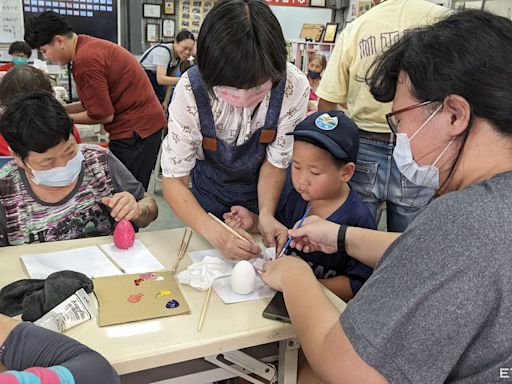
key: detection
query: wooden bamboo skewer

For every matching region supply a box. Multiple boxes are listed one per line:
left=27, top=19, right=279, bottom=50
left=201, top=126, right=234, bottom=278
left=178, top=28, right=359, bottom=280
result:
left=197, top=214, right=252, bottom=331
left=170, top=228, right=192, bottom=275
left=197, top=285, right=213, bottom=332
left=207, top=212, right=251, bottom=244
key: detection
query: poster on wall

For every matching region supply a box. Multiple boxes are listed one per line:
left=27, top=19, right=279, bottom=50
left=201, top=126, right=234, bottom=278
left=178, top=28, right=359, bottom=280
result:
left=358, top=1, right=371, bottom=15
left=177, top=0, right=215, bottom=37
left=164, top=0, right=175, bottom=15
left=163, top=19, right=175, bottom=38
left=146, top=23, right=159, bottom=42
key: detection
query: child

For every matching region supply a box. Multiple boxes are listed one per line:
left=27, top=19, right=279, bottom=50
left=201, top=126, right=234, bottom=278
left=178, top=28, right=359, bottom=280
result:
left=307, top=53, right=327, bottom=113
left=225, top=110, right=375, bottom=300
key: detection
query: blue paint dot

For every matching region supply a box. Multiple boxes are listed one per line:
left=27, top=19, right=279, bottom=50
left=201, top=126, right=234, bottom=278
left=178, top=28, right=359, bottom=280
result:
left=166, top=299, right=179, bottom=309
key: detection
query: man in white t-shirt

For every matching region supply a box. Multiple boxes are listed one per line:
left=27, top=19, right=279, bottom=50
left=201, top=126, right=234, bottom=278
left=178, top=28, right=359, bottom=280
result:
left=317, top=0, right=449, bottom=231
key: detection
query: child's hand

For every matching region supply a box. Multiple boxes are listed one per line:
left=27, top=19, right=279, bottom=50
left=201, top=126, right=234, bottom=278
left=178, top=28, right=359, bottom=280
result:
left=223, top=206, right=259, bottom=233
left=258, top=212, right=288, bottom=253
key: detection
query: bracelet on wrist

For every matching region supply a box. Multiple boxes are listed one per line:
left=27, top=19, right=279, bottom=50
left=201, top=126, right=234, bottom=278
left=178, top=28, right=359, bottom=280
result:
left=337, top=224, right=348, bottom=254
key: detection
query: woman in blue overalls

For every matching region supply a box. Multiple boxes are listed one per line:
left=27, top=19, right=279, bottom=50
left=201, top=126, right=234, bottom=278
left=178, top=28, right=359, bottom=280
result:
left=161, top=0, right=309, bottom=260
left=140, top=30, right=195, bottom=104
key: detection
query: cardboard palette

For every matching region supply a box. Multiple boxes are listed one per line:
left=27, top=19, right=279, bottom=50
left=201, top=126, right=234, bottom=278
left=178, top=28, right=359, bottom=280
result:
left=93, top=271, right=190, bottom=326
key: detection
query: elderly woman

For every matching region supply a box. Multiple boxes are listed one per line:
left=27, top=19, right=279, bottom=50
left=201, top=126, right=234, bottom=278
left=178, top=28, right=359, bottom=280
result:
left=262, top=10, right=512, bottom=383
left=0, top=92, right=158, bottom=246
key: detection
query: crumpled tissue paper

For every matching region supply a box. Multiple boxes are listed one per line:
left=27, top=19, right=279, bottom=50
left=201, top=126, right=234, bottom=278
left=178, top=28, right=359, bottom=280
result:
left=177, top=256, right=233, bottom=290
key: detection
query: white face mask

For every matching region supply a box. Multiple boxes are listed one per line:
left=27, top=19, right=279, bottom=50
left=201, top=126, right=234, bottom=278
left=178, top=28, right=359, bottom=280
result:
left=26, top=150, right=84, bottom=187
left=393, top=105, right=453, bottom=190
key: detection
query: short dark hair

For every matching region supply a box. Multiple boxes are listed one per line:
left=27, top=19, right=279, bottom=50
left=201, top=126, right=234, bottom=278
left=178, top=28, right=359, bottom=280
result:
left=196, top=0, right=287, bottom=89
left=367, top=10, right=512, bottom=136
left=0, top=65, right=53, bottom=107
left=294, top=137, right=348, bottom=169
left=175, top=30, right=195, bottom=43
left=0, top=91, right=73, bottom=160
left=8, top=41, right=32, bottom=57
left=24, top=11, right=74, bottom=49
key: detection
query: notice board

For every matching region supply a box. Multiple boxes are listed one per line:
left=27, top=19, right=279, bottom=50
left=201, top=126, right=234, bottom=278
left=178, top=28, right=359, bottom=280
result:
left=0, top=0, right=24, bottom=43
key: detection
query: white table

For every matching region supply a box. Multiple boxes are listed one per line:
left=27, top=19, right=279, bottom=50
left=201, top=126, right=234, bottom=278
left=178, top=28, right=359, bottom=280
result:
left=0, top=229, right=346, bottom=383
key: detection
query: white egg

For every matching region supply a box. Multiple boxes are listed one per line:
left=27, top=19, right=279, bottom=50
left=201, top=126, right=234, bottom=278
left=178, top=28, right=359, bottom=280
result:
left=230, top=260, right=256, bottom=295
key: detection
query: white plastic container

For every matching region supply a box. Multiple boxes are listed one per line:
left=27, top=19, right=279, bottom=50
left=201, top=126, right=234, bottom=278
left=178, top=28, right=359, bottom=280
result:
left=34, top=288, right=96, bottom=333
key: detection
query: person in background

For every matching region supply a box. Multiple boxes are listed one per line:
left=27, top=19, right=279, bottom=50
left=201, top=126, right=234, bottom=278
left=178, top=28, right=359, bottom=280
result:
left=0, top=91, right=158, bottom=246
left=263, top=10, right=512, bottom=383
left=225, top=111, right=374, bottom=301
left=0, top=313, right=120, bottom=383
left=161, top=0, right=309, bottom=260
left=140, top=30, right=195, bottom=105
left=0, top=65, right=81, bottom=156
left=24, top=11, right=167, bottom=190
left=307, top=53, right=326, bottom=113
left=316, top=0, right=449, bottom=231
left=0, top=41, right=32, bottom=72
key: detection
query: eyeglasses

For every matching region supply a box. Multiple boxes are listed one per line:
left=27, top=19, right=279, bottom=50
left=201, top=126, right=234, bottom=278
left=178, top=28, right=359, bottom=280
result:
left=386, top=100, right=434, bottom=134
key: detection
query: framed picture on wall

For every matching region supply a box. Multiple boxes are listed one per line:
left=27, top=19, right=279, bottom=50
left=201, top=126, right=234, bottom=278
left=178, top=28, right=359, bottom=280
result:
left=143, top=3, right=161, bottom=18
left=146, top=23, right=159, bottom=42
left=323, top=23, right=338, bottom=43
left=162, top=19, right=175, bottom=38
left=299, top=24, right=325, bottom=42
left=164, top=1, right=175, bottom=15
left=310, top=0, right=326, bottom=7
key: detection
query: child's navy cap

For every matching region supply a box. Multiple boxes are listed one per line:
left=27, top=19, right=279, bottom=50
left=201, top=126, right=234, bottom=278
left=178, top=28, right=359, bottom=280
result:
left=287, top=110, right=359, bottom=163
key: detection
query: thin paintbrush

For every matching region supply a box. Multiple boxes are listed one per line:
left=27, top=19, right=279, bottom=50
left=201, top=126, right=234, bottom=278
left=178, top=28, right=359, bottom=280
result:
left=207, top=212, right=251, bottom=243
left=277, top=205, right=311, bottom=258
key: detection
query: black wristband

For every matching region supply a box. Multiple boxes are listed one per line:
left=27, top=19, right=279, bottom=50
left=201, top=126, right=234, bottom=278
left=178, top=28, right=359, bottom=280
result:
left=337, top=224, right=348, bottom=255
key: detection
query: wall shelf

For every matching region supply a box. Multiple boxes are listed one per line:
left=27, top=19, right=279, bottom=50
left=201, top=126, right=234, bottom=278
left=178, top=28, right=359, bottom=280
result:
left=288, top=39, right=336, bottom=72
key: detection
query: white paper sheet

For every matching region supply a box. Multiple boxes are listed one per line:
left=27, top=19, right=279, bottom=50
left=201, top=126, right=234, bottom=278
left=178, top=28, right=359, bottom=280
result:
left=187, top=249, right=275, bottom=304
left=213, top=275, right=275, bottom=304
left=21, top=246, right=122, bottom=279
left=99, top=240, right=165, bottom=274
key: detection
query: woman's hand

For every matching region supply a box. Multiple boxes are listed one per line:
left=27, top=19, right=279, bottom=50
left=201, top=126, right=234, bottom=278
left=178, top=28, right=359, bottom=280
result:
left=209, top=222, right=261, bottom=260
left=223, top=206, right=259, bottom=233
left=258, top=212, right=288, bottom=254
left=101, top=192, right=139, bottom=222
left=289, top=215, right=340, bottom=254
left=261, top=256, right=313, bottom=292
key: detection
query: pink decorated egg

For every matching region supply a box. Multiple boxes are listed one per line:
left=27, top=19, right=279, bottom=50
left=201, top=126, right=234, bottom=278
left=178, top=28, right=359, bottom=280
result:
left=113, top=219, right=135, bottom=249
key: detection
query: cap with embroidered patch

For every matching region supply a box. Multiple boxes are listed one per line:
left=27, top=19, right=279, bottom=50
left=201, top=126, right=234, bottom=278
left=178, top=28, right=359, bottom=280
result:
left=287, top=110, right=359, bottom=163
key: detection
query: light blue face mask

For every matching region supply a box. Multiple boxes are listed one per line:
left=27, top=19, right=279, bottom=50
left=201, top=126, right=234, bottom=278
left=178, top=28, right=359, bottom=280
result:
left=392, top=105, right=452, bottom=190
left=12, top=56, right=28, bottom=65
left=25, top=150, right=84, bottom=187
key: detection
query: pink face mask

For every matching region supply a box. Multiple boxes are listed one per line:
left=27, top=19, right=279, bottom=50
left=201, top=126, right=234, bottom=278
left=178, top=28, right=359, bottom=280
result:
left=216, top=80, right=272, bottom=108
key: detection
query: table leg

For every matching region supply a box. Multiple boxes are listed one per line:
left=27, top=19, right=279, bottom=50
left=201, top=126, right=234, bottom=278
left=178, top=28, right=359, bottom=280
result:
left=278, top=338, right=299, bottom=384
